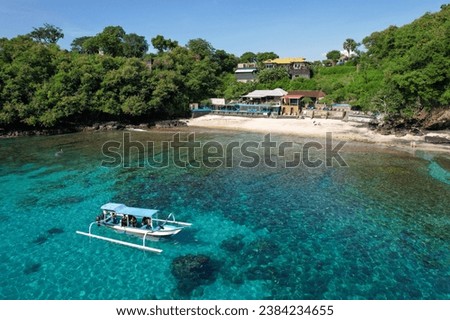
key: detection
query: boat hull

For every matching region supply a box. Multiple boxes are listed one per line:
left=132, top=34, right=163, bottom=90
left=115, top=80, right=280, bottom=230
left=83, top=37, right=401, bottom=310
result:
left=102, top=223, right=183, bottom=237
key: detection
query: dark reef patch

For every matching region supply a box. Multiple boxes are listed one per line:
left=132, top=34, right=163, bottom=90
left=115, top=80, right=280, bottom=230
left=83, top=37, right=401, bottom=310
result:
left=220, top=235, right=245, bottom=253
left=245, top=238, right=280, bottom=264
left=24, top=263, right=41, bottom=275
left=171, top=254, right=219, bottom=297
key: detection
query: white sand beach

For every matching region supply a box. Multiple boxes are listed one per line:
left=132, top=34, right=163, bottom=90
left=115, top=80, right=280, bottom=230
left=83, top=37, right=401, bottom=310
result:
left=186, top=115, right=450, bottom=153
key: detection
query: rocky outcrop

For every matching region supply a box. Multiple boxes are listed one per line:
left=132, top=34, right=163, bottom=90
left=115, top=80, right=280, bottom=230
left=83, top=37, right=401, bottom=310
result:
left=371, top=108, right=450, bottom=136
left=0, top=127, right=78, bottom=138
left=83, top=121, right=125, bottom=131
left=1, top=121, right=151, bottom=137
left=372, top=117, right=424, bottom=136
left=154, top=120, right=188, bottom=128
left=421, top=108, right=450, bottom=130
left=1, top=117, right=192, bottom=137
left=424, top=135, right=450, bottom=144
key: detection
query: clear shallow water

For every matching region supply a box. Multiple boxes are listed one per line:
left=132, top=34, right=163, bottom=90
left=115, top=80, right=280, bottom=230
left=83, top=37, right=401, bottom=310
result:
left=0, top=130, right=449, bottom=300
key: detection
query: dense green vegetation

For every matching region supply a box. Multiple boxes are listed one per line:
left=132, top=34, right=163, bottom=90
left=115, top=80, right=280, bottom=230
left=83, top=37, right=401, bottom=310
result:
left=317, top=4, right=449, bottom=114
left=252, top=4, right=449, bottom=116
left=0, top=5, right=448, bottom=129
left=0, top=27, right=238, bottom=129
left=361, top=5, right=450, bottom=116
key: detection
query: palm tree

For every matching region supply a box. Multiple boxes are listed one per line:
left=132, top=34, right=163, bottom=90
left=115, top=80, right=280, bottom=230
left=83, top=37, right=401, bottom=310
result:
left=343, top=38, right=358, bottom=58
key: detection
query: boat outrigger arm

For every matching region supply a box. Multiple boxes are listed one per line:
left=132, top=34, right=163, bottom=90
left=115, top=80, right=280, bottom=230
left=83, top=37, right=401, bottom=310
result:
left=76, top=222, right=165, bottom=253
left=76, top=203, right=192, bottom=253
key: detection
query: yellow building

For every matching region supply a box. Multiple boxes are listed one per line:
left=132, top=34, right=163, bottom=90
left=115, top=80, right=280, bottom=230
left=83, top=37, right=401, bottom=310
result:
left=264, top=57, right=311, bottom=79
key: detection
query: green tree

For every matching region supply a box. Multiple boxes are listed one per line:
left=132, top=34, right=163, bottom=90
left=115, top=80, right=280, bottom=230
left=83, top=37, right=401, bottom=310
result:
left=151, top=35, right=178, bottom=53
left=256, top=52, right=278, bottom=63
left=186, top=38, right=215, bottom=59
left=123, top=33, right=149, bottom=58
left=70, top=36, right=92, bottom=53
left=362, top=26, right=398, bottom=63
left=28, top=23, right=64, bottom=44
left=257, top=67, right=289, bottom=84
left=94, top=57, right=153, bottom=116
left=186, top=58, right=219, bottom=101
left=326, top=50, right=341, bottom=66
left=81, top=36, right=101, bottom=54
left=239, top=52, right=256, bottom=63
left=0, top=36, right=61, bottom=126
left=95, top=26, right=126, bottom=56
left=74, top=27, right=149, bottom=58
left=214, top=49, right=238, bottom=74
left=150, top=69, right=187, bottom=117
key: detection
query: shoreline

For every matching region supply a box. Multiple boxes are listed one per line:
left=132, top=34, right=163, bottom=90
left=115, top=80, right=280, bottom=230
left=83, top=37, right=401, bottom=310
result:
left=0, top=119, right=188, bottom=138
left=185, top=115, right=450, bottom=154
left=1, top=115, right=449, bottom=154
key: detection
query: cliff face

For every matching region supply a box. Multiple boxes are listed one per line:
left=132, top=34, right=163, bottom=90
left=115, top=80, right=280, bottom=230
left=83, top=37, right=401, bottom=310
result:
left=421, top=108, right=450, bottom=130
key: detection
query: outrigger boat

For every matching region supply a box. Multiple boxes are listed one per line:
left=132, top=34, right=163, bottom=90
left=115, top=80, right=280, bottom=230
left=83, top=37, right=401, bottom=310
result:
left=76, top=203, right=191, bottom=253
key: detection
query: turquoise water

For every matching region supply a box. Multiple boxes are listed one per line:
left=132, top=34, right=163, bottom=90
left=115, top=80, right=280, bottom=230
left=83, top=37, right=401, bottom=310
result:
left=0, top=130, right=449, bottom=300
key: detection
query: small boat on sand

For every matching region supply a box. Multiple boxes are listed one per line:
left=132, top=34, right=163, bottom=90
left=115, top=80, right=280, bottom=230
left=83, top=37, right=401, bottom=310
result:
left=76, top=203, right=191, bottom=253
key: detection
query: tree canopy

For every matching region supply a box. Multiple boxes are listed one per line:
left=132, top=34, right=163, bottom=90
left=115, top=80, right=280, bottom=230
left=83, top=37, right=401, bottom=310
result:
left=72, top=26, right=149, bottom=58
left=361, top=4, right=450, bottom=113
left=326, top=50, right=341, bottom=65
left=28, top=23, right=64, bottom=44
left=0, top=26, right=236, bottom=128
left=239, top=51, right=279, bottom=64
left=151, top=35, right=179, bottom=53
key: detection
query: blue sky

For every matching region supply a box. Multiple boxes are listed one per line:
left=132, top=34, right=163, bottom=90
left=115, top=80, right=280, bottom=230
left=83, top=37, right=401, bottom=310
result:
left=0, top=0, right=445, bottom=60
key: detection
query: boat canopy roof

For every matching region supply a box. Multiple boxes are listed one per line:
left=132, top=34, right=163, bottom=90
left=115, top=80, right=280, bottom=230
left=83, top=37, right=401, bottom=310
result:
left=101, top=203, right=159, bottom=218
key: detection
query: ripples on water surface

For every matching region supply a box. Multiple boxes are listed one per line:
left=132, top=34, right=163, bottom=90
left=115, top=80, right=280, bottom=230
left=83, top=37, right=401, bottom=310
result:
left=0, top=130, right=448, bottom=299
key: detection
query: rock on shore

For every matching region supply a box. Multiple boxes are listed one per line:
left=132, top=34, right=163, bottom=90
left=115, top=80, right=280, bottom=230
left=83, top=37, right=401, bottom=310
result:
left=154, top=119, right=188, bottom=128
left=424, top=135, right=450, bottom=144
left=371, top=108, right=450, bottom=137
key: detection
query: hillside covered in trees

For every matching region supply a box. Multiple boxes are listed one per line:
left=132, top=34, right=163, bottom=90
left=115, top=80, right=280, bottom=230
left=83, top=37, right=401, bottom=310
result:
left=0, top=4, right=448, bottom=131
left=323, top=3, right=449, bottom=116
left=0, top=26, right=237, bottom=130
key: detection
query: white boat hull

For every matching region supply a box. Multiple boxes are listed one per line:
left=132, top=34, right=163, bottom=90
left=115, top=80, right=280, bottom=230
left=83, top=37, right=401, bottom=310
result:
left=103, top=223, right=183, bottom=237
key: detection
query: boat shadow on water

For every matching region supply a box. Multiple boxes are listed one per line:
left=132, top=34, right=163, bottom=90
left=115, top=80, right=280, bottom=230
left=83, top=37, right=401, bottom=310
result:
left=31, top=227, right=64, bottom=245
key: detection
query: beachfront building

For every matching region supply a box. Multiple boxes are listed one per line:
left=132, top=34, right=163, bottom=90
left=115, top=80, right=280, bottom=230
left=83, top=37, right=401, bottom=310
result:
left=210, top=98, right=226, bottom=109
left=234, top=62, right=258, bottom=83
left=241, top=88, right=287, bottom=104
left=281, top=90, right=326, bottom=116
left=264, top=57, right=311, bottom=79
